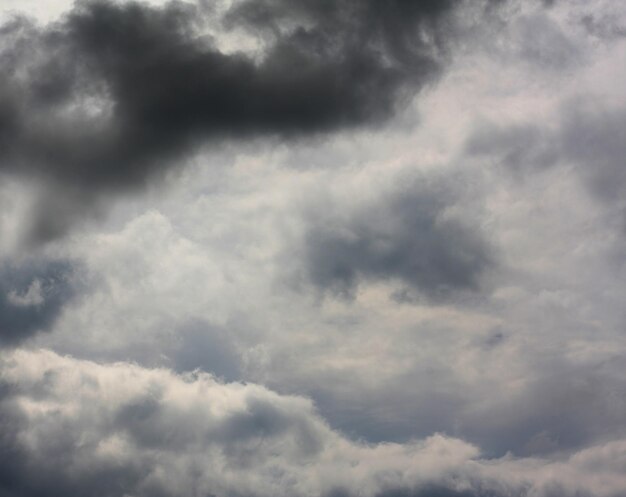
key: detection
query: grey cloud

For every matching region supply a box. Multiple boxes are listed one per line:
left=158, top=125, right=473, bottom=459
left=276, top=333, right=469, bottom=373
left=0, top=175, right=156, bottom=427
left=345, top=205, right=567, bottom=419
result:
left=169, top=319, right=242, bottom=381
left=581, top=14, right=626, bottom=41
left=458, top=359, right=626, bottom=458
left=257, top=310, right=626, bottom=460
left=305, top=377, right=466, bottom=445
left=474, top=7, right=581, bottom=73
left=0, top=0, right=475, bottom=244
left=375, top=488, right=511, bottom=497
left=21, top=187, right=104, bottom=247
left=465, top=100, right=626, bottom=207
left=330, top=488, right=485, bottom=497
left=278, top=354, right=626, bottom=460
left=46, top=317, right=245, bottom=382
left=296, top=173, right=493, bottom=302
left=560, top=103, right=626, bottom=202
left=0, top=259, right=75, bottom=346
left=1, top=349, right=625, bottom=497
left=465, top=121, right=559, bottom=174
left=512, top=13, right=581, bottom=70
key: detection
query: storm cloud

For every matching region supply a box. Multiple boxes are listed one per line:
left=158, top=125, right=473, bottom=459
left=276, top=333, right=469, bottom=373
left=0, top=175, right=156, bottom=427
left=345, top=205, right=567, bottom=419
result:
left=0, top=0, right=476, bottom=244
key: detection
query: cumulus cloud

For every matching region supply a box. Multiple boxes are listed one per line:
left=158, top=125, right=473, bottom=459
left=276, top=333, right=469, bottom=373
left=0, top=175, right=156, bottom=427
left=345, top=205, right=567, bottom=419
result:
left=1, top=349, right=626, bottom=497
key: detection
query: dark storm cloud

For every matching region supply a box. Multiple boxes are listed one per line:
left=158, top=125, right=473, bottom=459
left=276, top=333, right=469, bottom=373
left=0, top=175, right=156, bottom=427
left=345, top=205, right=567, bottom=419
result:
left=0, top=0, right=474, bottom=243
left=297, top=174, right=493, bottom=301
left=0, top=259, right=75, bottom=346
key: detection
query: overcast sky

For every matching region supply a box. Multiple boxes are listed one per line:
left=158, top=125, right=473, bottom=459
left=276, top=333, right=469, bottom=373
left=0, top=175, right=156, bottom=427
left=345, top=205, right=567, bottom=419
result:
left=1, top=1, right=626, bottom=496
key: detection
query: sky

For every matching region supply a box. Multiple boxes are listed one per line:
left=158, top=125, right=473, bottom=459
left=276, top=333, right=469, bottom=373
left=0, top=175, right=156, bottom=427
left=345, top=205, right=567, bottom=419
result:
left=1, top=0, right=626, bottom=496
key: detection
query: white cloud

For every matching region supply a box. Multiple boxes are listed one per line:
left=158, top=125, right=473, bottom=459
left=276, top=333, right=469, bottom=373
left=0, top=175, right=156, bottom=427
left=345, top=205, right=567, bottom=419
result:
left=2, top=349, right=625, bottom=497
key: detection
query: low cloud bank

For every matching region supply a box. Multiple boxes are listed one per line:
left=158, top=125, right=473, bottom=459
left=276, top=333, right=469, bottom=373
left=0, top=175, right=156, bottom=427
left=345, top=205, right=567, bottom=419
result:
left=1, top=349, right=625, bottom=497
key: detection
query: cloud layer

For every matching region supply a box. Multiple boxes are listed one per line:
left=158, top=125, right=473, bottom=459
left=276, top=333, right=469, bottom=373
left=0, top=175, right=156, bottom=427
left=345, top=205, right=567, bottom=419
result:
left=0, top=0, right=625, bottom=496
left=2, top=349, right=626, bottom=497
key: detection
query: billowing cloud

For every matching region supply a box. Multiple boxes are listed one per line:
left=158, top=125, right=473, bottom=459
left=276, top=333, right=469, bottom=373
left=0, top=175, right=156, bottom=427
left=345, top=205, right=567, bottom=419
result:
left=1, top=349, right=626, bottom=497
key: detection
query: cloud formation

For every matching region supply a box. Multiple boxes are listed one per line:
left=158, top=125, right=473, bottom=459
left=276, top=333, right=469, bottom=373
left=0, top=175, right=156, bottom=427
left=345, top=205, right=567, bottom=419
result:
left=0, top=0, right=476, bottom=244
left=0, top=1, right=625, bottom=496
left=1, top=349, right=626, bottom=497
left=296, top=172, right=493, bottom=301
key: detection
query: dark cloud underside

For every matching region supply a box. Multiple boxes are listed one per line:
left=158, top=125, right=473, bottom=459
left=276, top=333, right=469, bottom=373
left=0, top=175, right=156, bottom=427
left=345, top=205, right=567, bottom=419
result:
left=0, top=0, right=468, bottom=243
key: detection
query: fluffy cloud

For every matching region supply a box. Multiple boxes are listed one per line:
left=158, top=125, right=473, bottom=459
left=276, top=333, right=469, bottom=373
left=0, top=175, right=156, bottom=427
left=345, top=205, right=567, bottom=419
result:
left=1, top=349, right=626, bottom=497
